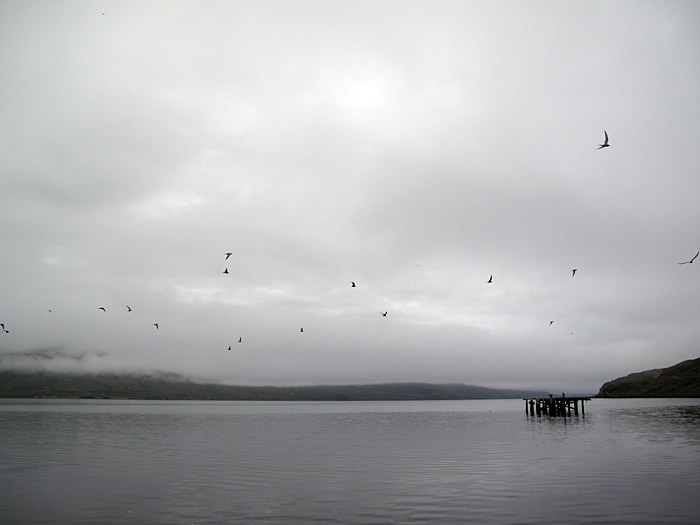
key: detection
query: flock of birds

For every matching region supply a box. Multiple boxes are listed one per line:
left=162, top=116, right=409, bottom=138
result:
left=1, top=132, right=698, bottom=350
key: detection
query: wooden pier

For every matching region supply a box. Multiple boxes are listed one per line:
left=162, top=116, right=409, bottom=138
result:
left=523, top=394, right=591, bottom=417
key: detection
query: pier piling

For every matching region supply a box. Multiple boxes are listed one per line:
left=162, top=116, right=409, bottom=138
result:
left=523, top=394, right=590, bottom=417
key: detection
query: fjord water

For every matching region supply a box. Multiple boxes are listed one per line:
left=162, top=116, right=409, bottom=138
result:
left=1, top=398, right=698, bottom=524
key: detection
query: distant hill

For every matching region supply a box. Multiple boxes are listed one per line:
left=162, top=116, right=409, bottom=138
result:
left=596, top=358, right=700, bottom=398
left=0, top=370, right=547, bottom=401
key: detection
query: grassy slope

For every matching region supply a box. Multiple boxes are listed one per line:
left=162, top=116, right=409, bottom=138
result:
left=596, top=358, right=700, bottom=397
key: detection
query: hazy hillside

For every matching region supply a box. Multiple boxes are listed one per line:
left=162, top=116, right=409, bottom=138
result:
left=596, top=358, right=700, bottom=398
left=0, top=370, right=548, bottom=401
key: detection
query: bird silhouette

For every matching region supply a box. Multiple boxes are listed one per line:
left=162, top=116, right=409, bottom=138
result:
left=678, top=251, right=699, bottom=265
left=351, top=281, right=356, bottom=287
left=487, top=275, right=493, bottom=283
left=153, top=323, right=159, bottom=329
left=381, top=311, right=388, bottom=317
left=99, top=307, right=106, bottom=312
left=550, top=321, right=554, bottom=326
left=300, top=327, right=304, bottom=332
left=597, top=130, right=610, bottom=149
left=572, top=269, right=577, bottom=277
left=223, top=268, right=229, bottom=274
left=238, top=337, right=242, bottom=343
left=126, top=306, right=132, bottom=312
left=225, top=252, right=232, bottom=260
left=227, top=345, right=232, bottom=351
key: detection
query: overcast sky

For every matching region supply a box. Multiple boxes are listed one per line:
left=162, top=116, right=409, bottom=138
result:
left=1, top=1, right=698, bottom=393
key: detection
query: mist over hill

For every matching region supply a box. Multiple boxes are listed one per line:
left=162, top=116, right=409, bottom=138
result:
left=0, top=370, right=548, bottom=401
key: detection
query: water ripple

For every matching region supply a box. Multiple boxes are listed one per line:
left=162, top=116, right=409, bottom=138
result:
left=1, top=398, right=699, bottom=524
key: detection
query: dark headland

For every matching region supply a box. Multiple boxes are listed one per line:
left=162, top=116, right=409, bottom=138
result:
left=0, top=370, right=548, bottom=401
left=596, top=357, right=700, bottom=398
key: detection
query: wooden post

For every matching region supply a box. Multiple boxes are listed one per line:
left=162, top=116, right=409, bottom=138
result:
left=523, top=396, right=589, bottom=417
left=561, top=393, right=566, bottom=417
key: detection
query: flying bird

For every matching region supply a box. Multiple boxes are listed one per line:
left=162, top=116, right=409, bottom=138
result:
left=381, top=311, right=388, bottom=317
left=487, top=275, right=493, bottom=283
left=126, top=306, right=132, bottom=312
left=223, top=268, right=229, bottom=274
left=678, top=251, right=699, bottom=265
left=238, top=337, right=242, bottom=343
left=300, top=327, right=304, bottom=332
left=99, top=307, right=106, bottom=312
left=227, top=345, right=232, bottom=351
left=549, top=321, right=554, bottom=326
left=571, top=269, right=577, bottom=277
left=597, top=130, right=610, bottom=149
left=225, top=252, right=232, bottom=260
left=351, top=281, right=356, bottom=287
left=153, top=323, right=159, bottom=329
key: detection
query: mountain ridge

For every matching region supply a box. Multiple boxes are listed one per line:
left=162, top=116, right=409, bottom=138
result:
left=0, top=370, right=549, bottom=401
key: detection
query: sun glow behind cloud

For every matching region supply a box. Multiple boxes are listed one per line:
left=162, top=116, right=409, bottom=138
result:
left=329, top=73, right=392, bottom=121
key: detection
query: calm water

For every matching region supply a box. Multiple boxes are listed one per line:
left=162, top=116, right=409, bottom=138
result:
left=1, top=398, right=699, bottom=524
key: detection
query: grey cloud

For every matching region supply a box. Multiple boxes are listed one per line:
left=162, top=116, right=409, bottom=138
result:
left=1, top=1, right=698, bottom=393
